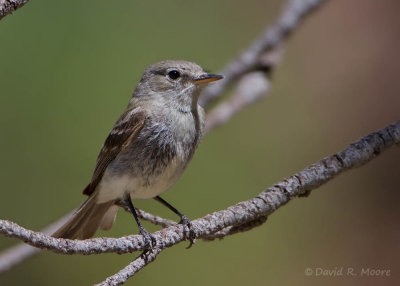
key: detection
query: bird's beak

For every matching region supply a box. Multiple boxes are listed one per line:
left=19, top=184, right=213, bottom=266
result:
left=194, top=74, right=223, bottom=84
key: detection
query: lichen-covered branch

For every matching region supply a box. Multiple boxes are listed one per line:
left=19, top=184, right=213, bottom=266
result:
left=0, top=0, right=30, bottom=20
left=0, top=208, right=173, bottom=273
left=0, top=210, right=74, bottom=272
left=95, top=248, right=162, bottom=286
left=1, top=121, right=399, bottom=273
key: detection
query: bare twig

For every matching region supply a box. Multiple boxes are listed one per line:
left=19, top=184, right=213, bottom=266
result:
left=205, top=68, right=271, bottom=133
left=95, top=248, right=162, bottom=286
left=129, top=206, right=175, bottom=228
left=199, top=0, right=326, bottom=107
left=0, top=0, right=30, bottom=20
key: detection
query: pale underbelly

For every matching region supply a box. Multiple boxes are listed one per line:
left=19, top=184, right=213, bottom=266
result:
left=96, top=160, right=184, bottom=203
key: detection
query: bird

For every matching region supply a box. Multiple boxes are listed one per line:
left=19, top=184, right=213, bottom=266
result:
left=53, top=60, right=223, bottom=248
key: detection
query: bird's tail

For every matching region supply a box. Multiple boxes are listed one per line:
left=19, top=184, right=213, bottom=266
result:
left=52, top=194, right=118, bottom=239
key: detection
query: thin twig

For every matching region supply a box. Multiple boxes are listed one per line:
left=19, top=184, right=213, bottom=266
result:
left=199, top=0, right=326, bottom=107
left=0, top=0, right=30, bottom=20
left=95, top=248, right=162, bottom=286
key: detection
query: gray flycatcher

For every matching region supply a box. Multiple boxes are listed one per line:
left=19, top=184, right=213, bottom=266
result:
left=53, top=60, right=223, bottom=248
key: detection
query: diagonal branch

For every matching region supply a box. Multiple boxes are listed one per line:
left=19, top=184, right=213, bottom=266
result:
left=0, top=0, right=30, bottom=20
left=199, top=0, right=326, bottom=107
left=95, top=248, right=162, bottom=286
left=1, top=120, right=399, bottom=255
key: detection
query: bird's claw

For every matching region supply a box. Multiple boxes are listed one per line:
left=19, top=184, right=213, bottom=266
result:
left=179, top=216, right=197, bottom=249
left=139, top=227, right=157, bottom=253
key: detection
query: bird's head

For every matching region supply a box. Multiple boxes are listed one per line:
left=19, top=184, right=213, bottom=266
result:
left=132, top=60, right=222, bottom=111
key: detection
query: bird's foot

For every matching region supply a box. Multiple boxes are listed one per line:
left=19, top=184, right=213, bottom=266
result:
left=179, top=215, right=197, bottom=249
left=139, top=226, right=157, bottom=253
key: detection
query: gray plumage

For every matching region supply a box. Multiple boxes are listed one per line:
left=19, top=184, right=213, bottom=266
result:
left=53, top=60, right=222, bottom=239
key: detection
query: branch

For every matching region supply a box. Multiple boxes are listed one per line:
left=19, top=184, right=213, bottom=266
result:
left=199, top=0, right=326, bottom=107
left=1, top=120, right=399, bottom=281
left=0, top=210, right=74, bottom=272
left=204, top=50, right=279, bottom=134
left=0, top=207, right=176, bottom=273
left=95, top=248, right=162, bottom=286
left=0, top=0, right=30, bottom=20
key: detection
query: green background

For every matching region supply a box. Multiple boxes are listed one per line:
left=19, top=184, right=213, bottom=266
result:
left=0, top=0, right=399, bottom=285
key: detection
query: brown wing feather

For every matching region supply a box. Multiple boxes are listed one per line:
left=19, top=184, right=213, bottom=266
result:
left=83, top=109, right=146, bottom=196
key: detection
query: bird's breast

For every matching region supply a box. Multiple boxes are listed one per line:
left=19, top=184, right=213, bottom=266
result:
left=96, top=108, right=204, bottom=202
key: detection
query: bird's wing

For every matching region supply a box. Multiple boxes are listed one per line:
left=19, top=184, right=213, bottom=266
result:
left=83, top=109, right=147, bottom=196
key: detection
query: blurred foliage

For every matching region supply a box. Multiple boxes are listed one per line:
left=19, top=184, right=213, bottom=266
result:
left=0, top=0, right=399, bottom=285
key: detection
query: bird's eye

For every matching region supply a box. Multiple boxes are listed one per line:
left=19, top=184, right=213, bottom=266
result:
left=167, top=70, right=180, bottom=80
